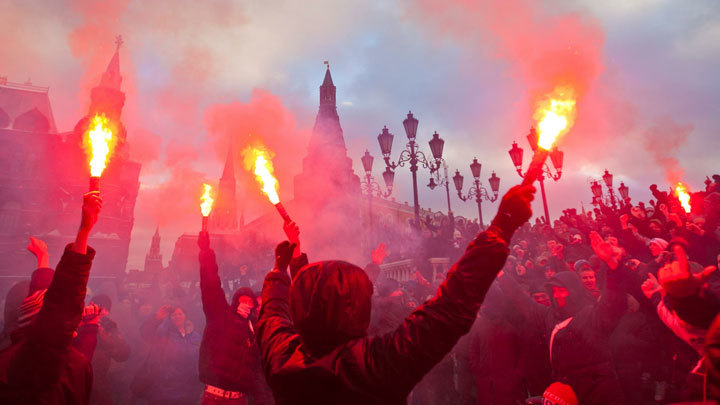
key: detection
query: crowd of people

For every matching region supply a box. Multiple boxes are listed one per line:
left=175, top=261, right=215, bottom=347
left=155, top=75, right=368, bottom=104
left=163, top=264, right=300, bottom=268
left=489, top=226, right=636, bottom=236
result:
left=0, top=175, right=720, bottom=404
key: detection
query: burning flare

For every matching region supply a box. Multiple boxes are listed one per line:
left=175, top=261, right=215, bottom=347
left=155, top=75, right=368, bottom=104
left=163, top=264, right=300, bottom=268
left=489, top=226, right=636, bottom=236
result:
left=84, top=114, right=116, bottom=177
left=675, top=182, right=691, bottom=213
left=245, top=147, right=280, bottom=204
left=533, top=86, right=577, bottom=150
left=200, top=183, right=214, bottom=217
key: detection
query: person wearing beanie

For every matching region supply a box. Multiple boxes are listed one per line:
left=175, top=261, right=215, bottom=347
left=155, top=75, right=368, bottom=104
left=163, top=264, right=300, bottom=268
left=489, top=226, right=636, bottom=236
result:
left=648, top=238, right=669, bottom=257
left=258, top=185, right=535, bottom=404
left=0, top=191, right=102, bottom=404
left=197, top=231, right=269, bottom=404
left=543, top=382, right=579, bottom=405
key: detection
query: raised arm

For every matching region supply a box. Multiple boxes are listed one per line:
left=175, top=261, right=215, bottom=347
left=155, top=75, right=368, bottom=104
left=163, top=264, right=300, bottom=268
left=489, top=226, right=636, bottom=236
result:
left=198, top=231, right=229, bottom=321
left=9, top=191, right=101, bottom=389
left=364, top=185, right=535, bottom=397
left=257, top=240, right=301, bottom=377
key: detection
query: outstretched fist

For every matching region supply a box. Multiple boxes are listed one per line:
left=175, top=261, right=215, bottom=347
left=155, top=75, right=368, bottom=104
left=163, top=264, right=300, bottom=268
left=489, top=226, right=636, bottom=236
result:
left=492, top=184, right=535, bottom=234
left=80, top=191, right=102, bottom=232
left=275, top=241, right=295, bottom=273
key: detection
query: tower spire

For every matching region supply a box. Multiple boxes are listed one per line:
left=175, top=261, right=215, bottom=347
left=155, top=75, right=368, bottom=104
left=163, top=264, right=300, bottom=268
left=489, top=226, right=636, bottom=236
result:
left=100, top=35, right=123, bottom=91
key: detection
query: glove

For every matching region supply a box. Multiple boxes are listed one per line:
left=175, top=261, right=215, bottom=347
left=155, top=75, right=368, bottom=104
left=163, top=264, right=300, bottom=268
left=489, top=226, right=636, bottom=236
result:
left=490, top=184, right=535, bottom=238
left=198, top=231, right=210, bottom=251
left=275, top=241, right=296, bottom=273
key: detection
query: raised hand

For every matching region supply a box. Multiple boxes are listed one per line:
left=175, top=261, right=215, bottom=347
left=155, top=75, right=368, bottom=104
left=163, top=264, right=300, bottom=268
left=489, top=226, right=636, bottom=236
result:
left=371, top=242, right=388, bottom=265
left=80, top=191, right=102, bottom=233
left=275, top=241, right=295, bottom=273
left=491, top=184, right=536, bottom=235
left=27, top=236, right=49, bottom=268
left=641, top=273, right=663, bottom=299
left=589, top=231, right=621, bottom=269
left=156, top=305, right=174, bottom=320
left=283, top=221, right=301, bottom=258
left=73, top=191, right=103, bottom=254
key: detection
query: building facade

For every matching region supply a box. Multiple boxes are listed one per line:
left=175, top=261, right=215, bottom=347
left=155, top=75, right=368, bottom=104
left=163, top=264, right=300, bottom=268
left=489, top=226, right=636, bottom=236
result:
left=0, top=42, right=140, bottom=280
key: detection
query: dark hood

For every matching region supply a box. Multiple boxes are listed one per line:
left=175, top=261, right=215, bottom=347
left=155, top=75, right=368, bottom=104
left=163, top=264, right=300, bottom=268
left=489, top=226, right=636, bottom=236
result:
left=546, top=271, right=594, bottom=320
left=231, top=287, right=256, bottom=313
left=291, top=261, right=373, bottom=358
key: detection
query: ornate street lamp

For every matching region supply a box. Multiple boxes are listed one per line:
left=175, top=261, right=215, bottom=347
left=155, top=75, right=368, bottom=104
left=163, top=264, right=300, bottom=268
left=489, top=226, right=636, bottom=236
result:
left=360, top=150, right=392, bottom=245
left=508, top=128, right=563, bottom=223
left=618, top=182, right=629, bottom=201
left=454, top=158, right=500, bottom=227
left=590, top=180, right=603, bottom=206
left=590, top=170, right=627, bottom=208
left=602, top=169, right=617, bottom=207
left=377, top=111, right=441, bottom=227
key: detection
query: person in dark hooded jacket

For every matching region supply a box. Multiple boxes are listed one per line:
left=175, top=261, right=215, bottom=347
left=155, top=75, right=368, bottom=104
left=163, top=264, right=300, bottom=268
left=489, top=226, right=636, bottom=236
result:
left=197, top=231, right=269, bottom=404
left=0, top=191, right=102, bottom=404
left=257, top=184, right=535, bottom=404
left=546, top=232, right=632, bottom=404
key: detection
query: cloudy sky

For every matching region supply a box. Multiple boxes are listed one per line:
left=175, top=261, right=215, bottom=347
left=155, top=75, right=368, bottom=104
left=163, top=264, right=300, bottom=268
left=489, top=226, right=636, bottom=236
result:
left=2, top=0, right=719, bottom=270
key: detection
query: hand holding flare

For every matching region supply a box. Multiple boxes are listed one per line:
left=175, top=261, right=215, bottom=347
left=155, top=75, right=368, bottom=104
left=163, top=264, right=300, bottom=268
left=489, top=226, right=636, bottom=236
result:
left=522, top=86, right=576, bottom=186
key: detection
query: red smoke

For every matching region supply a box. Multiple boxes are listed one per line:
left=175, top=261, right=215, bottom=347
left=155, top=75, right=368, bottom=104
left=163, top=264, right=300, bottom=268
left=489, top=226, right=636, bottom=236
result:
left=413, top=0, right=604, bottom=116
left=204, top=89, right=311, bottom=215
left=641, top=116, right=693, bottom=186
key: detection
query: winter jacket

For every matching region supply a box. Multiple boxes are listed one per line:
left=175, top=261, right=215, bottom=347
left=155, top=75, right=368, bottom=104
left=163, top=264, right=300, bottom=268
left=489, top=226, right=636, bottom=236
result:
left=0, top=245, right=96, bottom=404
left=198, top=248, right=263, bottom=393
left=139, top=317, right=202, bottom=402
left=90, top=317, right=130, bottom=405
left=547, top=268, right=630, bottom=404
left=258, top=226, right=510, bottom=404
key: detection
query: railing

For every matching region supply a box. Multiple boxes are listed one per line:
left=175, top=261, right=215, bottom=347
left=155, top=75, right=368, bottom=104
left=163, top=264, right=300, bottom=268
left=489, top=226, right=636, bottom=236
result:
left=380, top=257, right=451, bottom=282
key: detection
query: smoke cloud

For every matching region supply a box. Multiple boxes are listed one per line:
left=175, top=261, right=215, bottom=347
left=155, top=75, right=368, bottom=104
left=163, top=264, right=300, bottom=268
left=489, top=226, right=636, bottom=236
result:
left=641, top=116, right=693, bottom=186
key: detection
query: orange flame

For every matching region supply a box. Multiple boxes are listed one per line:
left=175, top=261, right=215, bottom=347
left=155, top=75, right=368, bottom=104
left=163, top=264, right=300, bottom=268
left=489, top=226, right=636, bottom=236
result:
left=200, top=183, right=214, bottom=217
left=533, top=86, right=577, bottom=150
left=674, top=182, right=691, bottom=213
left=84, top=114, right=116, bottom=177
left=243, top=147, right=280, bottom=204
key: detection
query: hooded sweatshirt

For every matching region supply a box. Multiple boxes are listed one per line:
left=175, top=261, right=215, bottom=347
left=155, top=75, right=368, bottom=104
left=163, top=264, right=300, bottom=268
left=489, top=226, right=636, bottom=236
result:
left=545, top=267, right=629, bottom=404
left=258, top=226, right=511, bottom=404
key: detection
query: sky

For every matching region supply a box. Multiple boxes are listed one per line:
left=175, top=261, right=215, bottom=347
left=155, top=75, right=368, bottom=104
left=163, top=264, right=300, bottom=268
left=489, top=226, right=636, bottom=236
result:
left=2, top=0, right=719, bottom=270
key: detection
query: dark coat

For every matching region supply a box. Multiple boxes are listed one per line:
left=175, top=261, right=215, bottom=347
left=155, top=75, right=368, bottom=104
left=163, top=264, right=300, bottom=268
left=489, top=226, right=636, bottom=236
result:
left=198, top=248, right=263, bottom=393
left=546, top=268, right=629, bottom=404
left=139, top=317, right=202, bottom=402
left=90, top=317, right=130, bottom=405
left=258, top=227, right=510, bottom=404
left=0, top=245, right=96, bottom=404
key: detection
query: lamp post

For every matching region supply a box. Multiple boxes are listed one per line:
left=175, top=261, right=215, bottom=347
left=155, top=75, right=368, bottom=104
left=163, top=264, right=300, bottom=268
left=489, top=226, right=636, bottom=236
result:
left=508, top=128, right=563, bottom=223
left=453, top=158, right=500, bottom=227
left=360, top=150, right=393, bottom=245
left=602, top=169, right=617, bottom=207
left=427, top=160, right=455, bottom=231
left=377, top=111, right=440, bottom=227
left=590, top=170, right=630, bottom=208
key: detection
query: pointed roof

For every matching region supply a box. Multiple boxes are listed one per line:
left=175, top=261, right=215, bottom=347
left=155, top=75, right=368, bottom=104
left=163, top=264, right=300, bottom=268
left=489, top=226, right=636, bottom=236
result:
left=221, top=147, right=235, bottom=180
left=153, top=225, right=160, bottom=238
left=322, top=67, right=334, bottom=87
left=99, top=35, right=123, bottom=91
